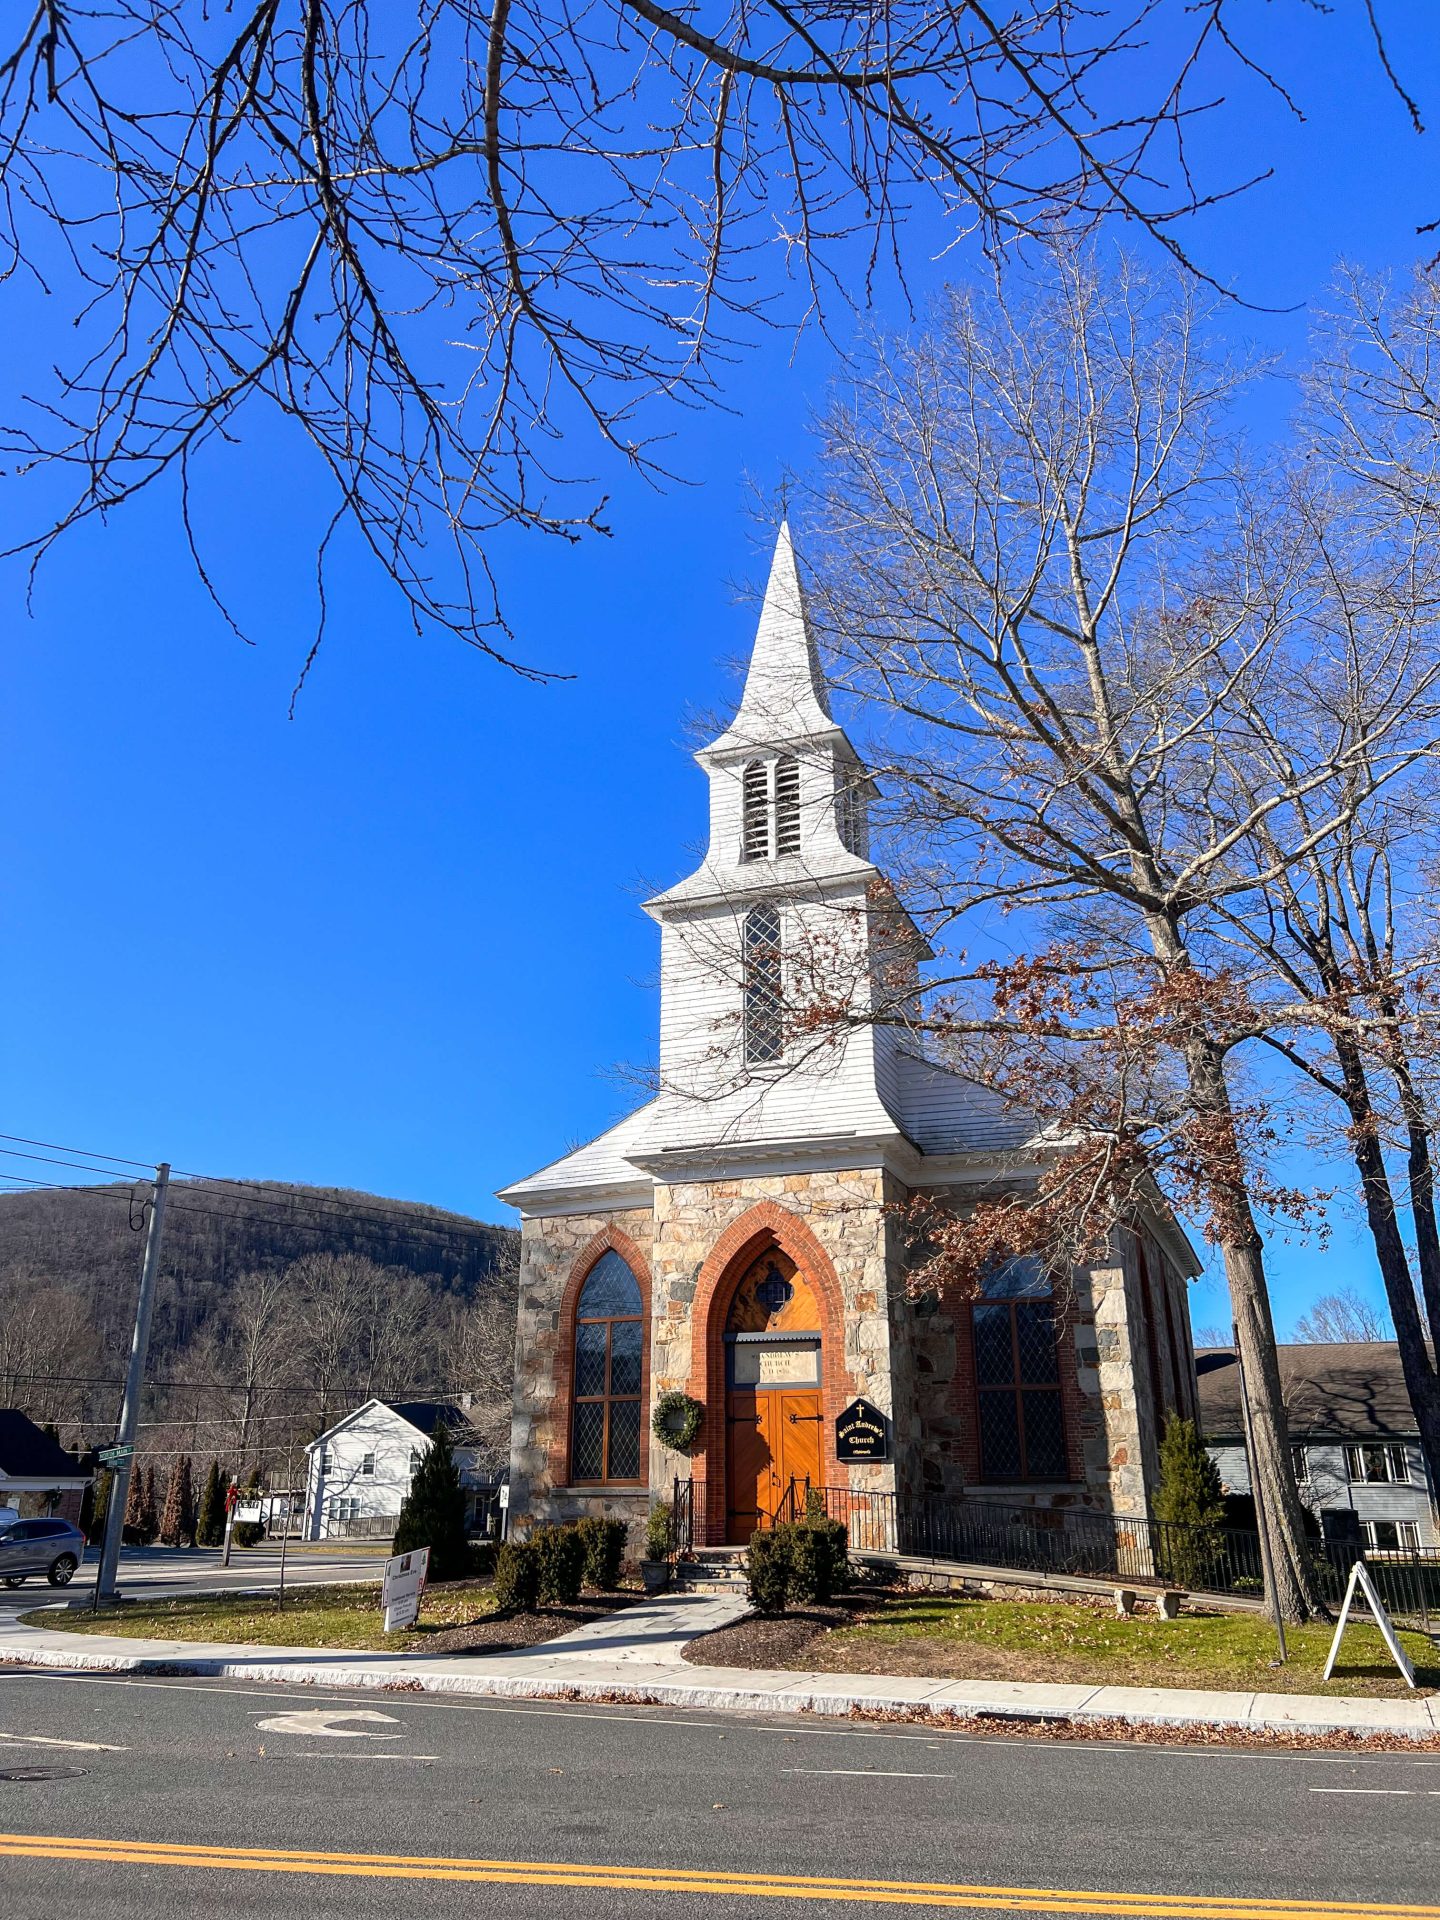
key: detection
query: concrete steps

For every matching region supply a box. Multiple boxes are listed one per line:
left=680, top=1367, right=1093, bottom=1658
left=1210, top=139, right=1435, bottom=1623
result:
left=672, top=1547, right=749, bottom=1596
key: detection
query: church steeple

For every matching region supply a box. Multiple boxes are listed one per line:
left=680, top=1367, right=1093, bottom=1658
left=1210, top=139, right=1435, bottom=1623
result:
left=703, top=522, right=833, bottom=755
left=646, top=523, right=869, bottom=907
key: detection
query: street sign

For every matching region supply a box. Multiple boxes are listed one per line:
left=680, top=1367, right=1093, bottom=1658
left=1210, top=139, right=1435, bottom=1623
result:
left=97, top=1445, right=135, bottom=1466
left=382, top=1546, right=429, bottom=1632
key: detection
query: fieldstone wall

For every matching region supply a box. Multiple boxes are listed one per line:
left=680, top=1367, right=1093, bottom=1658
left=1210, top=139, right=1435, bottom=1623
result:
left=506, top=1205, right=655, bottom=1544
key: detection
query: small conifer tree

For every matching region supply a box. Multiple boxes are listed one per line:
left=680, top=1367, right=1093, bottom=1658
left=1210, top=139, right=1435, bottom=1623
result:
left=122, top=1465, right=145, bottom=1544
left=392, top=1424, right=470, bottom=1581
left=1153, top=1413, right=1227, bottom=1590
left=135, top=1465, right=160, bottom=1545
left=160, top=1458, right=197, bottom=1546
left=196, top=1462, right=227, bottom=1546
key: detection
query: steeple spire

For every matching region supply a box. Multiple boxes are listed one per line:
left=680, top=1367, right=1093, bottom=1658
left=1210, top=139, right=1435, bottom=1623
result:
left=706, top=523, right=833, bottom=753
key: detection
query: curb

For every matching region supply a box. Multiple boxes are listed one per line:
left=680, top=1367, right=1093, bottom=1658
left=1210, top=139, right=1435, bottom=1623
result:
left=2, top=1644, right=1435, bottom=1743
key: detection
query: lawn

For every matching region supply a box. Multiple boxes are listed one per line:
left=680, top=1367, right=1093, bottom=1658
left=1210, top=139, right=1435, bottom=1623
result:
left=23, top=1580, right=500, bottom=1654
left=697, top=1592, right=1440, bottom=1698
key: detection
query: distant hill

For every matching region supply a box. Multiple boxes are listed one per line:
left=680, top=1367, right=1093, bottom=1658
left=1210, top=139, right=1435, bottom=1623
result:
left=0, top=1180, right=519, bottom=1456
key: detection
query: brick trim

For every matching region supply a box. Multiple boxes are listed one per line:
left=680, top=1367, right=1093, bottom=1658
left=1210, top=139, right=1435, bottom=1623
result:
left=685, top=1199, right=856, bottom=1543
left=551, top=1225, right=653, bottom=1490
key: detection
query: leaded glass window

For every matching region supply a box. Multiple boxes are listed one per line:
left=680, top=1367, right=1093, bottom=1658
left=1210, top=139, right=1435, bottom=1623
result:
left=973, top=1258, right=1069, bottom=1483
left=571, top=1251, right=645, bottom=1483
left=743, top=904, right=784, bottom=1064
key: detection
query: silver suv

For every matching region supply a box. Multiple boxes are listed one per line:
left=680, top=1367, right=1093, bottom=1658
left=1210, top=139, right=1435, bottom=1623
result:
left=0, top=1517, right=85, bottom=1587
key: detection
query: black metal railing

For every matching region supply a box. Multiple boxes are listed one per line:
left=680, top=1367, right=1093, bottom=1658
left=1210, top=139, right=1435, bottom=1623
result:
left=668, top=1476, right=700, bottom=1557
left=777, top=1481, right=1439, bottom=1629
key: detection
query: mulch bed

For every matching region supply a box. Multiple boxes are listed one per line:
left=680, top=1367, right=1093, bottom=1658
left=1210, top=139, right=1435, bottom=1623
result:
left=683, top=1593, right=882, bottom=1669
left=421, top=1589, right=643, bottom=1656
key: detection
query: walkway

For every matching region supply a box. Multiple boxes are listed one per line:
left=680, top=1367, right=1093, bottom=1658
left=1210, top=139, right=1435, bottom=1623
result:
left=1, top=1592, right=1435, bottom=1743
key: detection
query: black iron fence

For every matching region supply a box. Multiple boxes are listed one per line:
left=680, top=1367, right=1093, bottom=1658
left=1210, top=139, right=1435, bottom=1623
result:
left=670, top=1476, right=1440, bottom=1630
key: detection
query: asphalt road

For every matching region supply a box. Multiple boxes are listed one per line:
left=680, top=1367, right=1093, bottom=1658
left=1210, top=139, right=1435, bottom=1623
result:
left=0, top=1664, right=1436, bottom=1919
left=0, top=1545, right=387, bottom=1621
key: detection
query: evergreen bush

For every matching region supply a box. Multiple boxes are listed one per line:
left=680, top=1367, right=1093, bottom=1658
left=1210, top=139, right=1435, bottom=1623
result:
left=196, top=1463, right=227, bottom=1547
left=575, top=1514, right=626, bottom=1589
left=392, top=1425, right=470, bottom=1581
left=494, top=1539, right=540, bottom=1611
left=745, top=1528, right=792, bottom=1615
left=531, top=1522, right=586, bottom=1604
left=644, top=1501, right=672, bottom=1561
left=159, top=1457, right=197, bottom=1547
left=232, top=1468, right=265, bottom=1547
left=1153, top=1413, right=1227, bottom=1591
left=788, top=1516, right=849, bottom=1604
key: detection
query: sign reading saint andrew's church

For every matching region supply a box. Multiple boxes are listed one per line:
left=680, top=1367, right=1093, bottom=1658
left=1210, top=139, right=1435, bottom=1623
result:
left=835, top=1398, right=889, bottom=1463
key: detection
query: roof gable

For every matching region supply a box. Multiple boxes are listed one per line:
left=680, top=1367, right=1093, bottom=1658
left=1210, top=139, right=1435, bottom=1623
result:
left=0, top=1409, right=87, bottom=1480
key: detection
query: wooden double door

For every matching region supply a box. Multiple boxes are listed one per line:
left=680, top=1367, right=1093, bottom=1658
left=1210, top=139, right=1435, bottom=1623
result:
left=725, top=1382, right=823, bottom=1543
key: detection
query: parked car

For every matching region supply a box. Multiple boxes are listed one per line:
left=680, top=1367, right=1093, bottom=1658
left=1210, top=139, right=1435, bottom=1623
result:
left=0, top=1516, right=85, bottom=1587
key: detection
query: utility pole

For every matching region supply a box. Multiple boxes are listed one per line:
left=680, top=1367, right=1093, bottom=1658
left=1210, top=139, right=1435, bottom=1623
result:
left=95, top=1163, right=171, bottom=1604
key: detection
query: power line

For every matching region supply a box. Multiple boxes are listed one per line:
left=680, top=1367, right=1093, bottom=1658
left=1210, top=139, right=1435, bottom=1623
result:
left=0, top=1130, right=152, bottom=1169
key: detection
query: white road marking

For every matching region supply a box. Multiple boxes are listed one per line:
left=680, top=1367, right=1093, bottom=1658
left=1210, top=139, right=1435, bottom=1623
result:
left=255, top=1709, right=402, bottom=1740
left=1309, top=1787, right=1440, bottom=1796
left=781, top=1767, right=954, bottom=1779
left=285, top=1752, right=440, bottom=1761
left=0, top=1731, right=128, bottom=1752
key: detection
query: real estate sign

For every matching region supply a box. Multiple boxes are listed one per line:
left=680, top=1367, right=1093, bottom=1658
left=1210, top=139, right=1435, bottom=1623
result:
left=382, top=1546, right=430, bottom=1633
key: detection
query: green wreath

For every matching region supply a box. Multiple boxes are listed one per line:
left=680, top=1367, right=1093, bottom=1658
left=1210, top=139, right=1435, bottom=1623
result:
left=651, top=1390, right=704, bottom=1452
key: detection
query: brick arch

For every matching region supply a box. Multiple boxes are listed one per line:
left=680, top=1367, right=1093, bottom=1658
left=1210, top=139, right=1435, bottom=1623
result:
left=551, top=1225, right=653, bottom=1488
left=686, top=1200, right=855, bottom=1542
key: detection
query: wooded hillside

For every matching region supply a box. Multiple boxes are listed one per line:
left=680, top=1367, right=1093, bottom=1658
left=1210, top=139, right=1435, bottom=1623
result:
left=0, top=1180, right=519, bottom=1472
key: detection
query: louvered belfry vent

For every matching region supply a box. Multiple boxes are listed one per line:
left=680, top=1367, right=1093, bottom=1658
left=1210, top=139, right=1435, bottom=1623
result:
left=742, top=759, right=770, bottom=860
left=775, top=756, right=801, bottom=855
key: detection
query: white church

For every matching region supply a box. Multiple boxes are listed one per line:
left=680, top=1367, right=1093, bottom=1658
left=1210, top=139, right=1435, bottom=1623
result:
left=500, top=527, right=1200, bottom=1549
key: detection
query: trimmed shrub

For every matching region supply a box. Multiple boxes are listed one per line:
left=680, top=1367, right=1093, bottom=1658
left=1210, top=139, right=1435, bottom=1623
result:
left=531, top=1522, right=586, bottom=1604
left=468, top=1540, right=497, bottom=1580
left=788, top=1516, right=849, bottom=1604
left=645, top=1501, right=672, bottom=1562
left=575, top=1514, right=626, bottom=1590
left=494, top=1539, right=540, bottom=1612
left=745, top=1527, right=792, bottom=1616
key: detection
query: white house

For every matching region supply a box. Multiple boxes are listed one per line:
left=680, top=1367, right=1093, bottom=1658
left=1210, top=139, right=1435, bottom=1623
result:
left=302, top=1400, right=492, bottom=1540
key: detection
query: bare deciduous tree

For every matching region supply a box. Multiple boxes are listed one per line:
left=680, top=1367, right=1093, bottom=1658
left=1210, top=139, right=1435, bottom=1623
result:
left=1292, top=1289, right=1392, bottom=1344
left=0, top=2, right=1416, bottom=680
left=801, top=249, right=1440, bottom=1618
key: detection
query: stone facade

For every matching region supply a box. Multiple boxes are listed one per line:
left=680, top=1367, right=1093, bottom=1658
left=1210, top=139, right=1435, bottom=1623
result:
left=507, top=1170, right=1189, bottom=1543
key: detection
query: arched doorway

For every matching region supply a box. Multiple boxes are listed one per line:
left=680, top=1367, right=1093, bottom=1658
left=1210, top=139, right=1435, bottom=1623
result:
left=723, top=1246, right=825, bottom=1542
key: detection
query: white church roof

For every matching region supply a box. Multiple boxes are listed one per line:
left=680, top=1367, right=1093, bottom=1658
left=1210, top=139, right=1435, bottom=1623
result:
left=702, top=522, right=835, bottom=756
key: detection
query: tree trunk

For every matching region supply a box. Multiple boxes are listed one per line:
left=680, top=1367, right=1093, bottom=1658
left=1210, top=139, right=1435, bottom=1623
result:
left=1183, top=1033, right=1330, bottom=1622
left=1333, top=1035, right=1440, bottom=1523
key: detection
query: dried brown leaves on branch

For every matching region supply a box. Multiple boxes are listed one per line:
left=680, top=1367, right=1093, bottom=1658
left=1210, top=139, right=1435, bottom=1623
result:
left=0, top=0, right=1403, bottom=679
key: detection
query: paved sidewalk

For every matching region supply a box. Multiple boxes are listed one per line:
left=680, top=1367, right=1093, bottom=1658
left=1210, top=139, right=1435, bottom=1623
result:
left=2, top=1593, right=1435, bottom=1742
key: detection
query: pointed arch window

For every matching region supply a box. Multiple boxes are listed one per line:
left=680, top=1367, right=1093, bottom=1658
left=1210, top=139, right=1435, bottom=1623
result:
left=972, top=1258, right=1069, bottom=1483
left=571, top=1250, right=645, bottom=1484
left=836, top=771, right=868, bottom=857
left=743, top=904, right=784, bottom=1064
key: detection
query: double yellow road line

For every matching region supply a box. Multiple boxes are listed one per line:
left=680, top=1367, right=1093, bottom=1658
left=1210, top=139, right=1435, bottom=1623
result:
left=1, top=1830, right=1438, bottom=1917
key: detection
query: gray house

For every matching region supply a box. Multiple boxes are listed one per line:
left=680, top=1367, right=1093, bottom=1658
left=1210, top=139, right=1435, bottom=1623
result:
left=1196, top=1343, right=1438, bottom=1553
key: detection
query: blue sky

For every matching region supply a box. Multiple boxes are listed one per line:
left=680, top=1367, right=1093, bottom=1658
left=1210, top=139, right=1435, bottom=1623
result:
left=2, top=3, right=1435, bottom=1340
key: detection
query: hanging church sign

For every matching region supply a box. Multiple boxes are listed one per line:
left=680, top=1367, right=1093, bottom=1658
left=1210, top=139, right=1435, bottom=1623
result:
left=835, top=1398, right=889, bottom=1463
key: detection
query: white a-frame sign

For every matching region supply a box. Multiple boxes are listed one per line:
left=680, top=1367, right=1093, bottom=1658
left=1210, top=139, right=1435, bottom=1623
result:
left=1321, top=1560, right=1417, bottom=1689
